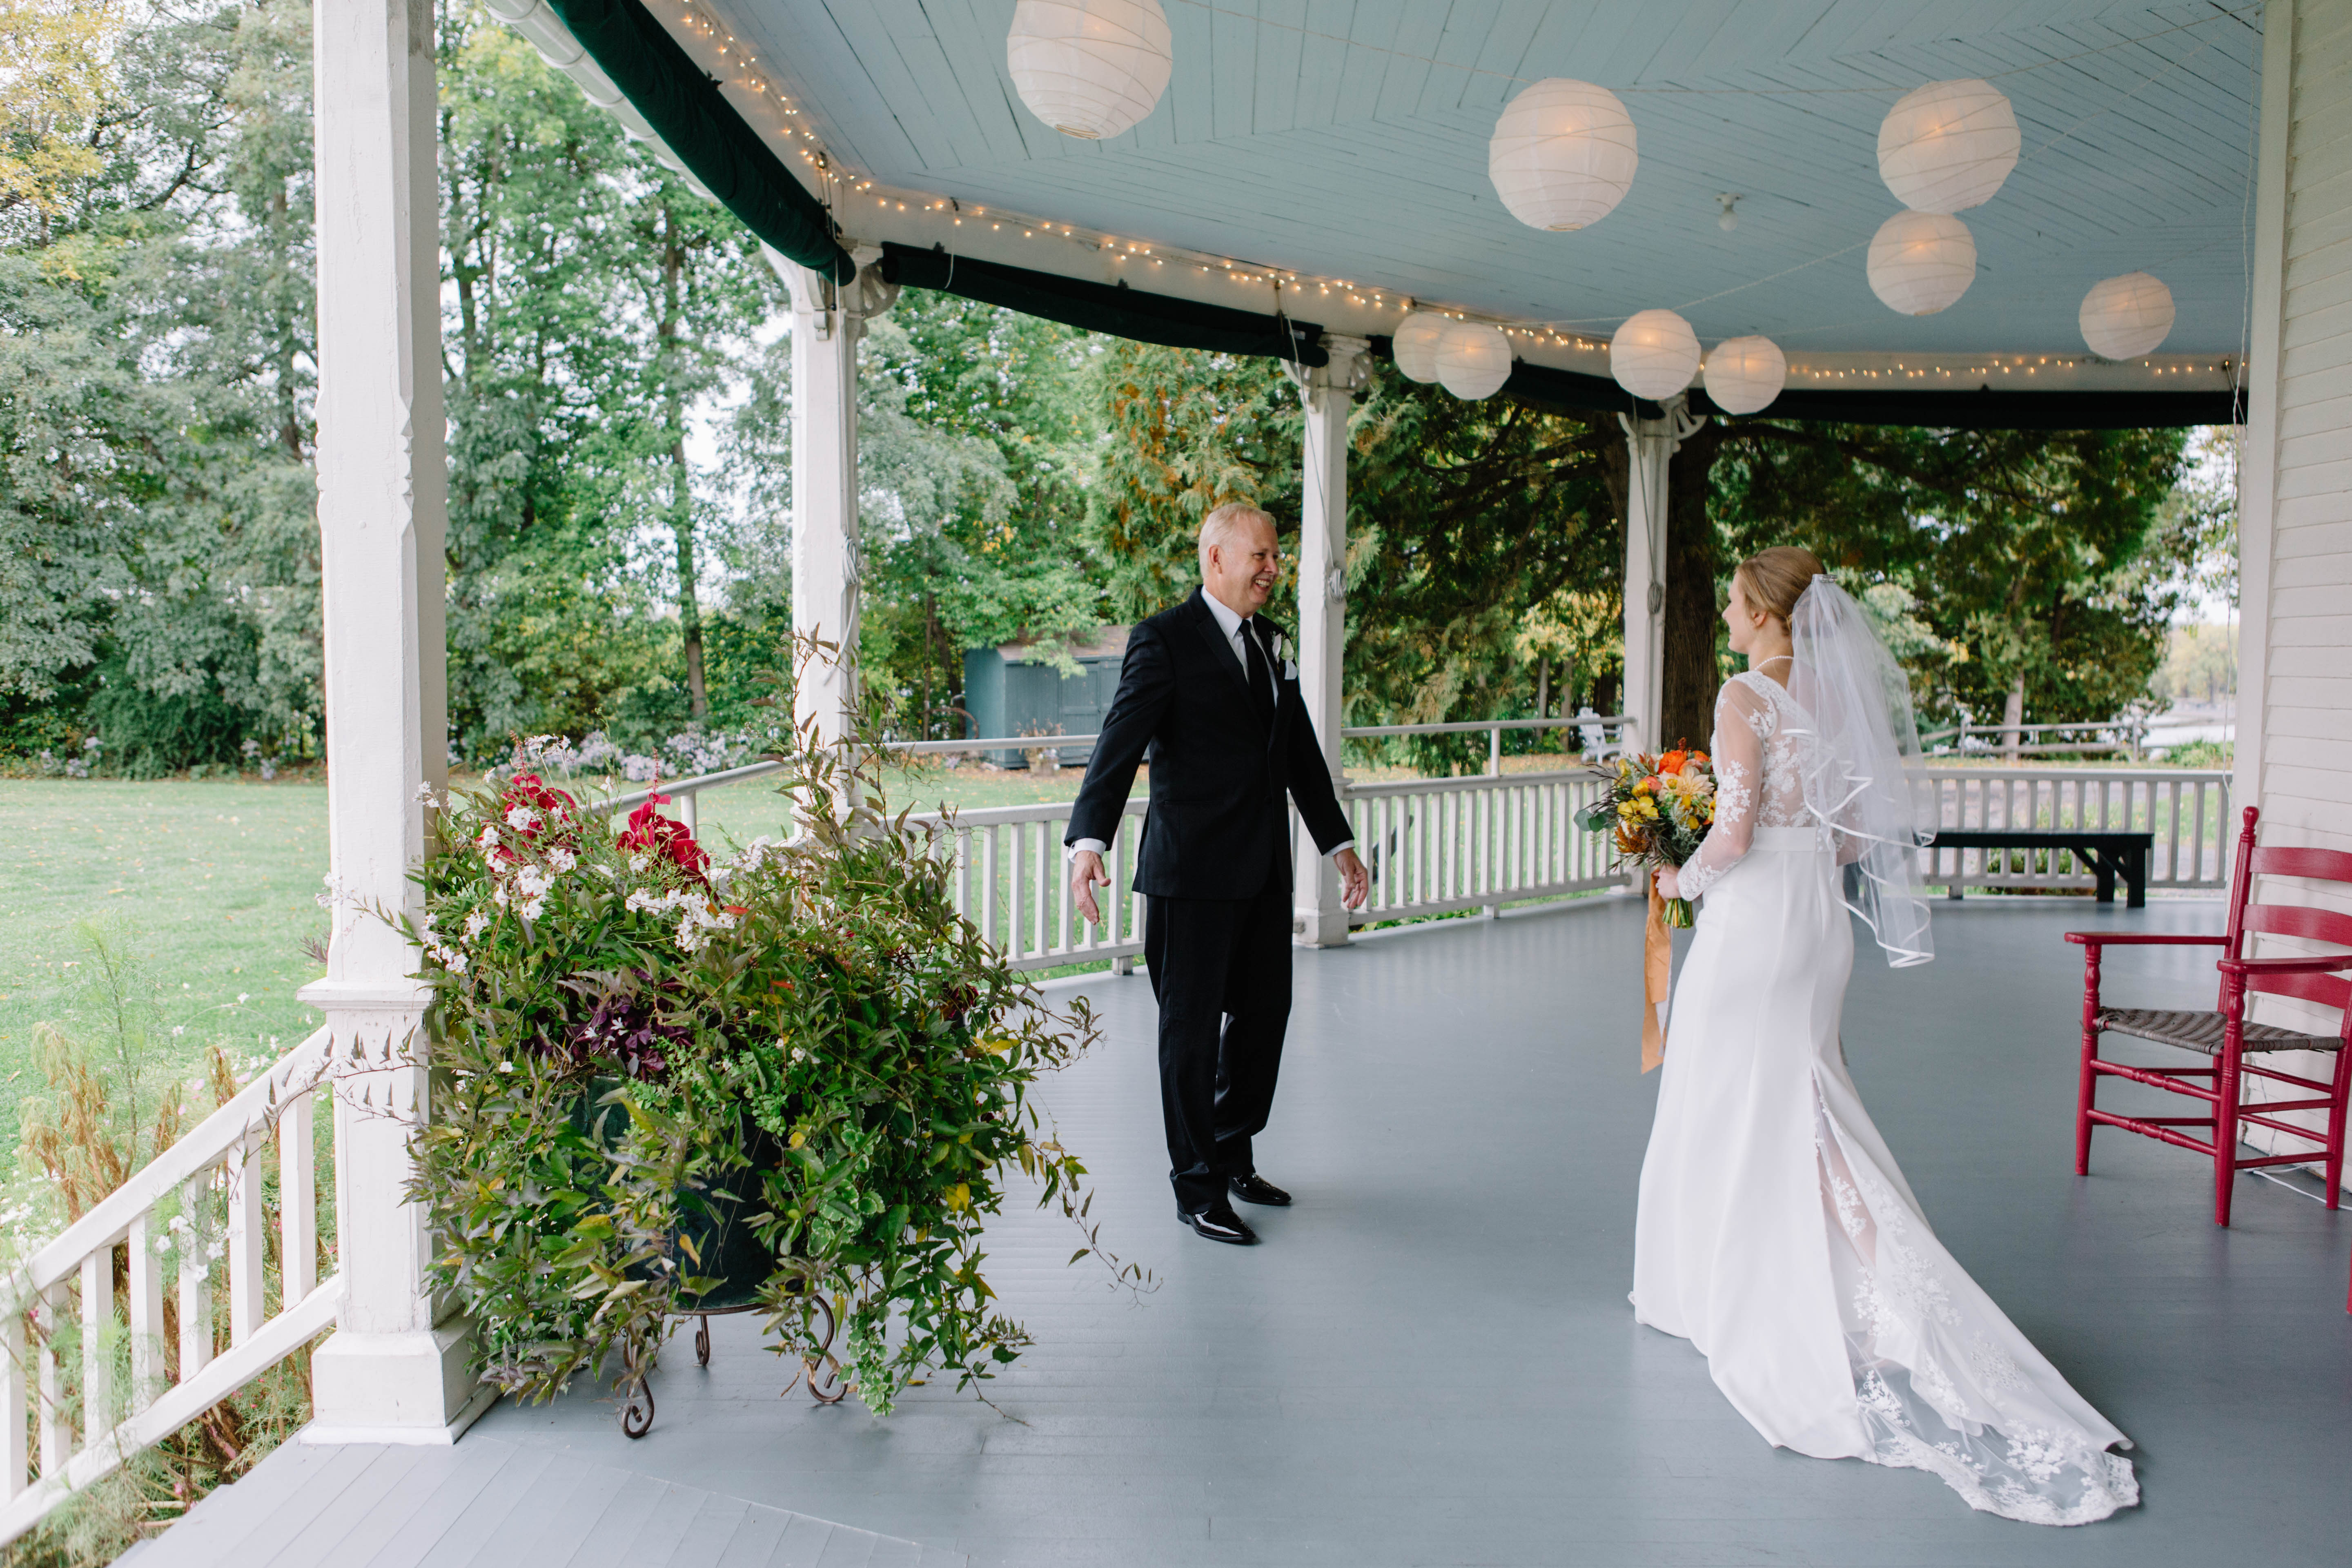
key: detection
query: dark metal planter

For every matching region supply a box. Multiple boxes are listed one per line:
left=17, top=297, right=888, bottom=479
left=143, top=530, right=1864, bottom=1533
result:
left=572, top=1082, right=847, bottom=1437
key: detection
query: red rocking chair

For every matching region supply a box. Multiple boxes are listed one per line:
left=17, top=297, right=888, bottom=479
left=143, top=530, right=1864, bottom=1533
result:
left=2067, top=806, right=2352, bottom=1230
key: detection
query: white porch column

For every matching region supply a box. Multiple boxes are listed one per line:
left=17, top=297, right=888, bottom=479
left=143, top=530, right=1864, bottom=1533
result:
left=1618, top=411, right=1674, bottom=753
left=1292, top=336, right=1370, bottom=947
left=776, top=250, right=864, bottom=744
left=298, top=0, right=481, bottom=1443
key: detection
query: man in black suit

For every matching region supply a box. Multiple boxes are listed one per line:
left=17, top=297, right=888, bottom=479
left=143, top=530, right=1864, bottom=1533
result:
left=1066, top=503, right=1368, bottom=1246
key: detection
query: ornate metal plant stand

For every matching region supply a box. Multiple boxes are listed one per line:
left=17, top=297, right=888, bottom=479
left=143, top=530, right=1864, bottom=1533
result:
left=617, top=1287, right=847, bottom=1439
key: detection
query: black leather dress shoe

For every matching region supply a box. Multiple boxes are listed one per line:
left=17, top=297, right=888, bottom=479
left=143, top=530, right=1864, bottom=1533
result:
left=1178, top=1203, right=1258, bottom=1245
left=1229, top=1174, right=1292, bottom=1207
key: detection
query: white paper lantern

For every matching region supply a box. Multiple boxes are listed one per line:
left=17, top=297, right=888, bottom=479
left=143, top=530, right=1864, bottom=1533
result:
left=1877, top=79, right=2019, bottom=215
left=2079, top=272, right=2176, bottom=359
left=1609, top=309, right=1700, bottom=401
left=1391, top=311, right=1447, bottom=382
left=1434, top=321, right=1514, bottom=400
left=1866, top=210, right=1976, bottom=316
left=1702, top=336, right=1786, bottom=415
left=1488, top=78, right=1639, bottom=232
left=1007, top=0, right=1173, bottom=141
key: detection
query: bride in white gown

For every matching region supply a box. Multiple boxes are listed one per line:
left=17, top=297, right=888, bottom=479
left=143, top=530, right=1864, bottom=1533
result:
left=1633, top=547, right=2138, bottom=1527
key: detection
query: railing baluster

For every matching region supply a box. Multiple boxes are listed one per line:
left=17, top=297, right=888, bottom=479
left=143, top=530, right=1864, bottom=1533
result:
left=3, top=1304, right=24, bottom=1500
left=80, top=1250, right=112, bottom=1442
left=36, top=1283, right=62, bottom=1477
left=981, top=825, right=998, bottom=951
left=178, top=1176, right=212, bottom=1382
left=227, top=1135, right=265, bottom=1346
left=280, top=1094, right=316, bottom=1307
left=127, top=1214, right=164, bottom=1415
left=1069, top=810, right=1087, bottom=954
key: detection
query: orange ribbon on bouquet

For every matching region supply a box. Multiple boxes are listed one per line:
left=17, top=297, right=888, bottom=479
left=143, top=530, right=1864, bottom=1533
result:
left=1641, top=882, right=1673, bottom=1073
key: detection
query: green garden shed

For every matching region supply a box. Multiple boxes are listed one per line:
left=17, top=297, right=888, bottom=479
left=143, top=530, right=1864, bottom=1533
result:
left=961, top=627, right=1131, bottom=768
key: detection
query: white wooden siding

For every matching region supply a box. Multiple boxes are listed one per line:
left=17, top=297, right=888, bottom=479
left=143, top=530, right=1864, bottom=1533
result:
left=2239, top=0, right=2352, bottom=1169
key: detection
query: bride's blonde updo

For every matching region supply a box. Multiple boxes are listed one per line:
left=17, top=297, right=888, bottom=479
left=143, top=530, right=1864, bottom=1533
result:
left=1732, top=546, right=1826, bottom=627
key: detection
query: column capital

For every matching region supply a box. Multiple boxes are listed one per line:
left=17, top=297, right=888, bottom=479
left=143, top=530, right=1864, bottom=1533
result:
left=1306, top=334, right=1374, bottom=397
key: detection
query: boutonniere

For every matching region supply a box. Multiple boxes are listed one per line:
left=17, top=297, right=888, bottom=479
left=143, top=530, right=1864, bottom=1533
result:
left=1273, top=631, right=1298, bottom=681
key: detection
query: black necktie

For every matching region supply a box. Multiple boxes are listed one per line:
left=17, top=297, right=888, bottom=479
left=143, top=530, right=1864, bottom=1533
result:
left=1241, top=619, right=1275, bottom=725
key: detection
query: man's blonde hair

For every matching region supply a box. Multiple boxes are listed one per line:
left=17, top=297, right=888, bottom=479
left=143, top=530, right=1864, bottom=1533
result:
left=1198, top=502, right=1274, bottom=576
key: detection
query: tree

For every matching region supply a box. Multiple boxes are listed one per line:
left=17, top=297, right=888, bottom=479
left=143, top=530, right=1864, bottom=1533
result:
left=1, top=0, right=323, bottom=771
left=1082, top=349, right=1624, bottom=770
left=437, top=8, right=780, bottom=755
left=1684, top=419, right=2192, bottom=737
left=855, top=291, right=1102, bottom=735
left=1344, top=371, right=1620, bottom=764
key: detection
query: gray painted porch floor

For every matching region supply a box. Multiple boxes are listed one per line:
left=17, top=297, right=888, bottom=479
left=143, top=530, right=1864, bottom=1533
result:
left=155, top=893, right=2352, bottom=1566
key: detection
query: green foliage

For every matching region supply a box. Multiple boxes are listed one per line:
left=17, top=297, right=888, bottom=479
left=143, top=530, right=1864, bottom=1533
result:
left=2152, top=621, right=2236, bottom=706
left=1715, top=422, right=2194, bottom=728
left=1, top=0, right=320, bottom=764
left=1086, top=339, right=1302, bottom=619
left=439, top=8, right=782, bottom=755
left=730, top=289, right=1113, bottom=739
left=409, top=662, right=1134, bottom=1417
left=1343, top=370, right=1621, bottom=769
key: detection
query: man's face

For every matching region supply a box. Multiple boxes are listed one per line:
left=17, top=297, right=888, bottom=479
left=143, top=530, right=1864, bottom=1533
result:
left=1207, top=515, right=1281, bottom=617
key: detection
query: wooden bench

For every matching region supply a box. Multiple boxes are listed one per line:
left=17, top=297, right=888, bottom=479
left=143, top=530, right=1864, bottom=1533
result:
left=1929, top=829, right=2156, bottom=907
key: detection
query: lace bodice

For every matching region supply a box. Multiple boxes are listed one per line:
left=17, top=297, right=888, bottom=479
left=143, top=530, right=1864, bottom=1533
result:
left=1677, top=670, right=1828, bottom=900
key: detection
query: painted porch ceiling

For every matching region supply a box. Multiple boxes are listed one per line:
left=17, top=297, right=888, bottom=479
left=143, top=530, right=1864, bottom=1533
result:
left=695, top=0, right=2263, bottom=357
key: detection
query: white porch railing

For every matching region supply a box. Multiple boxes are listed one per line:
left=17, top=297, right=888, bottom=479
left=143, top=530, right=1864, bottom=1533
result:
left=0, top=1029, right=340, bottom=1547
left=1345, top=768, right=1624, bottom=921
left=1917, top=768, right=2234, bottom=895
left=911, top=797, right=1149, bottom=974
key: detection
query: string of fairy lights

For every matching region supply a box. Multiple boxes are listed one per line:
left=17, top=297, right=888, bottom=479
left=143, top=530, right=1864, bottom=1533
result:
left=654, top=2, right=2234, bottom=388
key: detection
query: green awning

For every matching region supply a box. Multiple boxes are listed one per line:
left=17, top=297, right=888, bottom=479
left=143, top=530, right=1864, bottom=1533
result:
left=543, top=0, right=856, bottom=283
left=881, top=245, right=1326, bottom=366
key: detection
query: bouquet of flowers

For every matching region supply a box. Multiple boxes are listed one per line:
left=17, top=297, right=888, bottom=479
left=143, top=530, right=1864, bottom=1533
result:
left=1575, top=746, right=1718, bottom=929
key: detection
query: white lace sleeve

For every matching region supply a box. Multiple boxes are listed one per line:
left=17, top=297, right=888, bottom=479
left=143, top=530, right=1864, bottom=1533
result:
left=1676, top=680, right=1771, bottom=901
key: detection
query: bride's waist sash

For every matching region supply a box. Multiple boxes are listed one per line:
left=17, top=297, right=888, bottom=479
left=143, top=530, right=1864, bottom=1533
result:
left=1751, top=824, right=1834, bottom=853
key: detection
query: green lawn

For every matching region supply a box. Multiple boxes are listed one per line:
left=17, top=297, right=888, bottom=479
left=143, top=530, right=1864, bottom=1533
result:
left=0, top=779, right=335, bottom=1145
left=0, top=762, right=1122, bottom=1143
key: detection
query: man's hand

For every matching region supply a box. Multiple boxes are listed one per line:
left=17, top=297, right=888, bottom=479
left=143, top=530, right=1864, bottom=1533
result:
left=1335, top=847, right=1370, bottom=910
left=1070, top=849, right=1110, bottom=925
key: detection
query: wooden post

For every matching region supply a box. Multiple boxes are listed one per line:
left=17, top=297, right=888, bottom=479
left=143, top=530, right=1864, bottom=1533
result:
left=775, top=248, right=869, bottom=747
left=1618, top=407, right=1676, bottom=759
left=298, top=0, right=482, bottom=1443
left=1293, top=336, right=1368, bottom=947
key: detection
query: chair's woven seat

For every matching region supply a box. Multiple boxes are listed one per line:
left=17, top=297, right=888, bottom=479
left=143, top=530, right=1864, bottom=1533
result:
left=2096, top=1007, right=2342, bottom=1055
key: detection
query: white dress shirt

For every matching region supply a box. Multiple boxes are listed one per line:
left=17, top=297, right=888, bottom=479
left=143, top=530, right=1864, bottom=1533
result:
left=1201, top=590, right=1278, bottom=708
left=1070, top=592, right=1352, bottom=861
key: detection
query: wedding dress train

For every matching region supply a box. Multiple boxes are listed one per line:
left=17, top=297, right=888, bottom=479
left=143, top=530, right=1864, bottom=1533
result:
left=1630, top=669, right=2137, bottom=1526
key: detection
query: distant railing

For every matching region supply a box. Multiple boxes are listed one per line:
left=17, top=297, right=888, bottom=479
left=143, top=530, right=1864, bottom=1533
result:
left=1916, top=768, right=2233, bottom=895
left=1340, top=713, right=1635, bottom=770
left=0, top=1030, right=340, bottom=1546
left=1918, top=717, right=2152, bottom=760
left=598, top=735, right=1103, bottom=835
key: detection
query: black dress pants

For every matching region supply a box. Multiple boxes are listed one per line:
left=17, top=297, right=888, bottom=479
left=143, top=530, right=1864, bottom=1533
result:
left=1144, top=862, right=1293, bottom=1214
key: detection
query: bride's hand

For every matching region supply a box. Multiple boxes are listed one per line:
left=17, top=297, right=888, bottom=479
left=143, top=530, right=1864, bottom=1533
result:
left=1655, top=866, right=1682, bottom=900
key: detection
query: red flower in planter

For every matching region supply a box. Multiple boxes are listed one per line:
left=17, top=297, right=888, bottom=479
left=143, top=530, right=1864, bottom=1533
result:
left=492, top=773, right=580, bottom=862
left=619, top=793, right=710, bottom=882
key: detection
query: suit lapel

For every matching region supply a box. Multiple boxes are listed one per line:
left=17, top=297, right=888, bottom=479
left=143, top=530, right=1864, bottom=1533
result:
left=1188, top=590, right=1255, bottom=702
left=1258, top=616, right=1291, bottom=757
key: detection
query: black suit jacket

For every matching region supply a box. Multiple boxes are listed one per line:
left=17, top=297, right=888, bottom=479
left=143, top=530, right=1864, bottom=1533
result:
left=1066, top=589, right=1354, bottom=900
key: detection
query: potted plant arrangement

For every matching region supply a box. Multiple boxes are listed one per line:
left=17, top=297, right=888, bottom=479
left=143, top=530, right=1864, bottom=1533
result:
left=403, top=673, right=1135, bottom=1430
